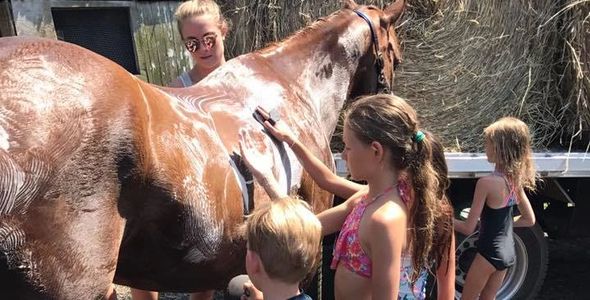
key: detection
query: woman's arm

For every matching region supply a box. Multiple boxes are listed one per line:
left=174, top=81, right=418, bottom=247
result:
left=454, top=177, right=489, bottom=235
left=514, top=187, right=536, bottom=227
left=256, top=107, right=364, bottom=199
left=368, top=205, right=406, bottom=300
left=436, top=234, right=456, bottom=300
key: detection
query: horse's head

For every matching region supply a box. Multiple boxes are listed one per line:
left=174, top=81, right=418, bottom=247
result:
left=345, top=0, right=404, bottom=98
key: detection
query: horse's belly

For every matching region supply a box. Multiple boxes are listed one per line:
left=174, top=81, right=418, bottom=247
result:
left=114, top=239, right=246, bottom=292
left=114, top=159, right=248, bottom=292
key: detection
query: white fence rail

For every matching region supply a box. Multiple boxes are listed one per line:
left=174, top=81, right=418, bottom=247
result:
left=333, top=152, right=590, bottom=178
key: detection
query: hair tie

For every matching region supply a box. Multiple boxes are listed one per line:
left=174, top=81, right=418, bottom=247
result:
left=413, top=130, right=425, bottom=143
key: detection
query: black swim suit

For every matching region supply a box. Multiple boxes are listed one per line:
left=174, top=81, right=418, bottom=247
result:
left=476, top=172, right=519, bottom=270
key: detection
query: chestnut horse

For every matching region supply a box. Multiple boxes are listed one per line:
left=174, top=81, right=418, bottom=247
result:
left=0, top=1, right=404, bottom=298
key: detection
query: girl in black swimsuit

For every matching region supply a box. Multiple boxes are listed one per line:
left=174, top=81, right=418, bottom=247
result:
left=454, top=117, right=537, bottom=300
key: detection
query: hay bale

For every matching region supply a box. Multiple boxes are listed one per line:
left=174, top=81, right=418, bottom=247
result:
left=556, top=0, right=590, bottom=150
left=396, top=0, right=564, bottom=151
left=219, top=0, right=389, bottom=56
left=216, top=0, right=588, bottom=152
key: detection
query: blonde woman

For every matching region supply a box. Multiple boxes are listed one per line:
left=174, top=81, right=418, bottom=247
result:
left=169, top=0, right=229, bottom=88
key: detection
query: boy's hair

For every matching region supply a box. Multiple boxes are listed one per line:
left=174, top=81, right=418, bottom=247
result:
left=175, top=0, right=230, bottom=37
left=245, top=197, right=321, bottom=284
left=344, top=94, right=440, bottom=281
left=484, top=117, right=537, bottom=191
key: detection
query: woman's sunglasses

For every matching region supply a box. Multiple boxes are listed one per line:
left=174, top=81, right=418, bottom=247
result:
left=184, top=33, right=217, bottom=53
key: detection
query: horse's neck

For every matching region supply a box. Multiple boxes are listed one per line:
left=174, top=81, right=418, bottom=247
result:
left=260, top=15, right=369, bottom=137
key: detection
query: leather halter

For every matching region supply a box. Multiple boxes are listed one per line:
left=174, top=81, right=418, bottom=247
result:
left=353, top=9, right=391, bottom=94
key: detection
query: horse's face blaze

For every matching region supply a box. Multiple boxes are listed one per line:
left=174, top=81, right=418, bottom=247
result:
left=347, top=2, right=404, bottom=97
left=376, top=0, right=405, bottom=90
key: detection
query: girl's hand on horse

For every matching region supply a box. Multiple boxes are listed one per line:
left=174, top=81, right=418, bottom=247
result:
left=239, top=129, right=285, bottom=199
left=255, top=106, right=297, bottom=147
left=239, top=129, right=274, bottom=180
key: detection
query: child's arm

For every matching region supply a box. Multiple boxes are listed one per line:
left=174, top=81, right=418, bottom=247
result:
left=240, top=128, right=363, bottom=235
left=290, top=138, right=364, bottom=199
left=317, top=187, right=367, bottom=235
left=368, top=205, right=405, bottom=300
left=256, top=106, right=364, bottom=199
left=514, top=187, right=536, bottom=227
left=454, top=177, right=489, bottom=235
left=436, top=234, right=455, bottom=300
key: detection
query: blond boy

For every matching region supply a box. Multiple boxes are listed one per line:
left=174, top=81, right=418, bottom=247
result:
left=241, top=197, right=322, bottom=300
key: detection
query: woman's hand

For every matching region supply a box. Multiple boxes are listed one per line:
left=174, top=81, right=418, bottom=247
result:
left=239, top=129, right=285, bottom=200
left=255, top=107, right=297, bottom=147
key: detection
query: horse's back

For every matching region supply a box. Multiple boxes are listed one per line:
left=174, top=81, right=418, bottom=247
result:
left=194, top=55, right=334, bottom=213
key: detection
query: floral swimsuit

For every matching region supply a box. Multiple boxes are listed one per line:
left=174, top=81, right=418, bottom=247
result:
left=331, top=182, right=428, bottom=299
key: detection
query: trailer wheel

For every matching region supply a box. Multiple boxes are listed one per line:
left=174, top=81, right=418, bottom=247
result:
left=455, top=223, right=548, bottom=300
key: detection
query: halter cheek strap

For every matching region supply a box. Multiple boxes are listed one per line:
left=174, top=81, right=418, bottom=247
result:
left=353, top=10, right=391, bottom=94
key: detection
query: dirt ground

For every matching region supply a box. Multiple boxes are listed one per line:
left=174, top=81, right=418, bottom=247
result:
left=113, top=236, right=590, bottom=300
left=112, top=286, right=184, bottom=300
left=536, top=237, right=590, bottom=300
left=112, top=287, right=223, bottom=300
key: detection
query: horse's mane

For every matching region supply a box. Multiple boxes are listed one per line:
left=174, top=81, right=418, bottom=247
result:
left=256, top=3, right=380, bottom=53
left=255, top=4, right=379, bottom=53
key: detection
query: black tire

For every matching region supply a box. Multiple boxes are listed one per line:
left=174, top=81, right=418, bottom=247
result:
left=455, top=223, right=548, bottom=300
left=510, top=224, right=548, bottom=300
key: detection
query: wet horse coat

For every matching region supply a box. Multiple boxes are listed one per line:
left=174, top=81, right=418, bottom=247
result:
left=0, top=1, right=404, bottom=298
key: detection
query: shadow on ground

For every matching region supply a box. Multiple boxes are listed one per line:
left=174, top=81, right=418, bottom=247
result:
left=536, top=237, right=590, bottom=300
left=113, top=237, right=590, bottom=299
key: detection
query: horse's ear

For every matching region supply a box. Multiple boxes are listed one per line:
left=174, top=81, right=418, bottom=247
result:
left=343, top=0, right=358, bottom=10
left=383, top=0, right=405, bottom=24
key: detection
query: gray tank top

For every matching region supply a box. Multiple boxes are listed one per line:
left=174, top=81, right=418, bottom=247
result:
left=178, top=71, right=193, bottom=87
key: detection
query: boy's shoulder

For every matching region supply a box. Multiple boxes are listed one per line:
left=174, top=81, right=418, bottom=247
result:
left=286, top=293, right=313, bottom=300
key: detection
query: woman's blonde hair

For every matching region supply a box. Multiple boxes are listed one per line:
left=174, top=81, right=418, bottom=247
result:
left=174, top=0, right=230, bottom=37
left=245, top=197, right=321, bottom=284
left=484, top=117, right=537, bottom=191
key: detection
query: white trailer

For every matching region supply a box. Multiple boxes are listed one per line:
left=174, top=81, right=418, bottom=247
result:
left=333, top=152, right=590, bottom=300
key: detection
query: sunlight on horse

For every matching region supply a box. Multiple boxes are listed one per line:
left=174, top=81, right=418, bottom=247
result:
left=0, top=1, right=404, bottom=298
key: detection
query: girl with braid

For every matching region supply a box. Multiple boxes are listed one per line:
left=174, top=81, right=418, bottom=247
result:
left=240, top=94, right=454, bottom=299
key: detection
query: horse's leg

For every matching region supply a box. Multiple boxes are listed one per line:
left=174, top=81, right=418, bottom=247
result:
left=22, top=192, right=126, bottom=300
left=0, top=218, right=46, bottom=299
left=130, top=288, right=158, bottom=300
